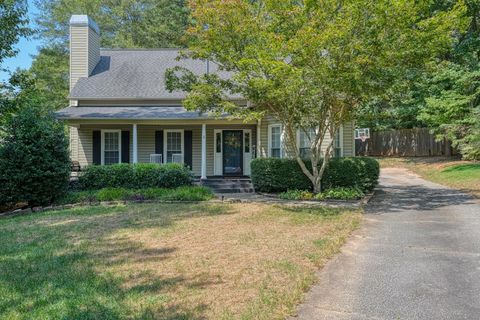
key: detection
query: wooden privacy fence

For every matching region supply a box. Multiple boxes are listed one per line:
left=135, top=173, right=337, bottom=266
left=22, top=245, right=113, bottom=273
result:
left=355, top=128, right=454, bottom=157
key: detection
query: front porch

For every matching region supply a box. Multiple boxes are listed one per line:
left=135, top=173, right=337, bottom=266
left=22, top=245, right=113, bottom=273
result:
left=69, top=121, right=258, bottom=178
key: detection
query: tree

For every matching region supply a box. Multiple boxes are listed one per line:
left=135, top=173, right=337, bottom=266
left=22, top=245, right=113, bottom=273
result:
left=25, top=0, right=190, bottom=110
left=0, top=107, right=70, bottom=207
left=0, top=0, right=30, bottom=70
left=419, top=61, right=480, bottom=160
left=167, top=0, right=467, bottom=192
left=27, top=45, right=69, bottom=110
left=34, top=0, right=189, bottom=48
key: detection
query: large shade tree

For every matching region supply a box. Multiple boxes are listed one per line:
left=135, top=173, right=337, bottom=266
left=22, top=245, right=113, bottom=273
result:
left=0, top=0, right=30, bottom=70
left=167, top=0, right=467, bottom=192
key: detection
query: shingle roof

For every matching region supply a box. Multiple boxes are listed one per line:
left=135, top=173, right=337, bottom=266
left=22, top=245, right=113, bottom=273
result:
left=69, top=49, right=234, bottom=100
left=55, top=106, right=221, bottom=120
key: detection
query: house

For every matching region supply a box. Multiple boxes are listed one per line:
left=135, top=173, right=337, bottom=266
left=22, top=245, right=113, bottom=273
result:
left=56, top=15, right=355, bottom=180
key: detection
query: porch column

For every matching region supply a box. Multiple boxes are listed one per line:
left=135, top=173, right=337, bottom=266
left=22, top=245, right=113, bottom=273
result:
left=132, top=123, right=138, bottom=164
left=257, top=119, right=262, bottom=158
left=201, top=123, right=207, bottom=180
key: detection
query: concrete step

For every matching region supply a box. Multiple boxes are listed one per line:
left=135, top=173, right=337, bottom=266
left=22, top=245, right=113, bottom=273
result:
left=199, top=178, right=255, bottom=194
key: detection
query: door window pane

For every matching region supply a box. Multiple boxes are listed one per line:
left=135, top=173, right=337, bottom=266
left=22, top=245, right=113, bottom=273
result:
left=216, top=132, right=222, bottom=153
left=166, top=131, right=182, bottom=163
left=270, top=126, right=281, bottom=158
left=104, top=132, right=119, bottom=165
left=244, top=132, right=250, bottom=153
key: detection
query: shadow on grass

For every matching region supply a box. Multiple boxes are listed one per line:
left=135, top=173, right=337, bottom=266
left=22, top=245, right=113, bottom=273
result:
left=0, top=202, right=232, bottom=319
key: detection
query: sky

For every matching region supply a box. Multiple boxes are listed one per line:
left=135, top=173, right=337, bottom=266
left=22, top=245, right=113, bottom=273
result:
left=0, top=0, right=42, bottom=82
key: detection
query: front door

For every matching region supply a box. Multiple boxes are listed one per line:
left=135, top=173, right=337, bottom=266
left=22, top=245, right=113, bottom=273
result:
left=222, top=130, right=243, bottom=176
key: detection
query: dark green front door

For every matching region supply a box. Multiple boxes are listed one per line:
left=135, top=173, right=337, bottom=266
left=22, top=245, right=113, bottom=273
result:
left=223, top=130, right=243, bottom=176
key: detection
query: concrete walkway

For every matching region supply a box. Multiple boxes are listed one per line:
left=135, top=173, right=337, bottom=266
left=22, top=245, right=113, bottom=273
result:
left=293, top=167, right=480, bottom=320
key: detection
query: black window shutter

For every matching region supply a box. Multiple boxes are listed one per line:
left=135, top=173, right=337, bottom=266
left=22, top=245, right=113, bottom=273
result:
left=121, top=131, right=130, bottom=163
left=92, top=130, right=101, bottom=165
left=184, top=130, right=193, bottom=169
left=155, top=130, right=164, bottom=159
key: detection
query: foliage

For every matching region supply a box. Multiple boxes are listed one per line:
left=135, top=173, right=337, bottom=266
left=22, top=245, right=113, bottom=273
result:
left=0, top=71, right=51, bottom=126
left=34, top=0, right=189, bottom=48
left=167, top=0, right=466, bottom=192
left=278, top=190, right=314, bottom=201
left=56, top=186, right=213, bottom=204
left=314, top=187, right=365, bottom=201
left=0, top=107, right=70, bottom=207
left=27, top=45, right=69, bottom=110
left=78, top=163, right=193, bottom=190
left=251, top=157, right=379, bottom=193
left=0, top=0, right=31, bottom=69
left=418, top=62, right=480, bottom=160
left=356, top=0, right=480, bottom=158
left=279, top=187, right=364, bottom=201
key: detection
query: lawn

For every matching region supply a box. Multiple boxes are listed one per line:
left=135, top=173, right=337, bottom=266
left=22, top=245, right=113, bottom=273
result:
left=376, top=157, right=480, bottom=197
left=0, top=202, right=360, bottom=319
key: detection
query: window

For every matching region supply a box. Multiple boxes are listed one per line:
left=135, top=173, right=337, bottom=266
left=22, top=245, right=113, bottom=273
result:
left=298, top=128, right=316, bottom=159
left=165, top=130, right=183, bottom=163
left=244, top=131, right=250, bottom=153
left=102, top=130, right=121, bottom=165
left=269, top=125, right=282, bottom=158
left=216, top=132, right=222, bottom=153
left=334, top=127, right=343, bottom=157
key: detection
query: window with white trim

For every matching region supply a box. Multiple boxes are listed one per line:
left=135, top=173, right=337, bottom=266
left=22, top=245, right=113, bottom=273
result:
left=102, top=130, right=121, bottom=165
left=269, top=125, right=282, bottom=158
left=298, top=128, right=316, bottom=159
left=165, top=130, right=183, bottom=163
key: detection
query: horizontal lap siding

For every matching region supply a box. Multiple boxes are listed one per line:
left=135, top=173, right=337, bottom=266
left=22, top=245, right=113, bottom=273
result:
left=342, top=121, right=355, bottom=156
left=259, top=115, right=333, bottom=157
left=70, top=124, right=255, bottom=177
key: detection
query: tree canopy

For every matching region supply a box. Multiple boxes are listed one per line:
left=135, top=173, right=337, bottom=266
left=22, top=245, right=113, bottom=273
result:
left=0, top=0, right=31, bottom=70
left=167, top=0, right=467, bottom=191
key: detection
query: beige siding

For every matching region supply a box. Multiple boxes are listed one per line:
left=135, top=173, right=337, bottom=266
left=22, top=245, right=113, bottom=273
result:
left=87, top=27, right=100, bottom=75
left=69, top=26, right=88, bottom=92
left=342, top=121, right=355, bottom=156
left=70, top=124, right=256, bottom=177
left=69, top=24, right=100, bottom=106
left=259, top=115, right=333, bottom=158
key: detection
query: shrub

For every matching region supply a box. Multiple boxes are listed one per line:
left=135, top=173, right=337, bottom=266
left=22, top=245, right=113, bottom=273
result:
left=279, top=190, right=314, bottom=200
left=314, top=187, right=365, bottom=200
left=0, top=108, right=70, bottom=207
left=96, top=188, right=132, bottom=201
left=56, top=186, right=214, bottom=204
left=279, top=187, right=364, bottom=201
left=78, top=163, right=193, bottom=190
left=251, top=157, right=379, bottom=193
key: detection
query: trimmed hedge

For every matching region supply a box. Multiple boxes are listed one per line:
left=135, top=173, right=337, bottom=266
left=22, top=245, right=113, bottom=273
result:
left=78, top=163, right=193, bottom=190
left=251, top=157, right=379, bottom=193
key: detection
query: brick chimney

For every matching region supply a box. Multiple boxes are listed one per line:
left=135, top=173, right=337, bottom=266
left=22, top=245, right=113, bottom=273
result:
left=69, top=15, right=100, bottom=103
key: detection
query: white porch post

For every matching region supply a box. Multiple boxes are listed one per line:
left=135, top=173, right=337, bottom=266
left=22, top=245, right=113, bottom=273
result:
left=201, top=123, right=207, bottom=180
left=257, top=119, right=262, bottom=158
left=132, top=123, right=138, bottom=163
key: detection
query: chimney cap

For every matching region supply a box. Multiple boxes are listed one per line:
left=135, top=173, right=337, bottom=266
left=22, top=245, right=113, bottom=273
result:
left=70, top=15, right=100, bottom=35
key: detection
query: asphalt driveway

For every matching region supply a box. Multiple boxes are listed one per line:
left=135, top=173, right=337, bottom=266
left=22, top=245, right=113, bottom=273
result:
left=294, top=167, right=480, bottom=320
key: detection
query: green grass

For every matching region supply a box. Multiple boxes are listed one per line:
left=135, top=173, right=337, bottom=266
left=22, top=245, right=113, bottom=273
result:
left=0, top=202, right=361, bottom=319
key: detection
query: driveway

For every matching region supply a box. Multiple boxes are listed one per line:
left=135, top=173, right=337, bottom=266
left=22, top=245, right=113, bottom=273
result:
left=293, top=167, right=480, bottom=319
